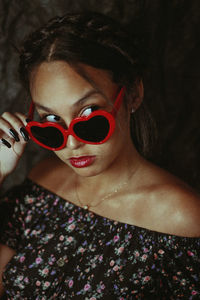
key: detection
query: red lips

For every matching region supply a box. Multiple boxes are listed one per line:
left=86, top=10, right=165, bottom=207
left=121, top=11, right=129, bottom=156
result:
left=69, top=156, right=96, bottom=168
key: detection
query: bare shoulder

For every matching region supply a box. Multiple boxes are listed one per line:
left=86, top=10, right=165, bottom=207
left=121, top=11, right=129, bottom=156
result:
left=142, top=162, right=200, bottom=237
left=157, top=183, right=200, bottom=237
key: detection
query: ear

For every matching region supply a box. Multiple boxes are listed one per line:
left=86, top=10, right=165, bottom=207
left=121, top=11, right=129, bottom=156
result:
left=130, top=79, right=144, bottom=113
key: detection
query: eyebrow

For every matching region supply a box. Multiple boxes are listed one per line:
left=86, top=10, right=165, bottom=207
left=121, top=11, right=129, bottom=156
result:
left=34, top=89, right=104, bottom=113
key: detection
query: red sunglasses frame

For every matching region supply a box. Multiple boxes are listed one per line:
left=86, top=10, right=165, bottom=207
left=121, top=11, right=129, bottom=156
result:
left=25, top=87, right=125, bottom=151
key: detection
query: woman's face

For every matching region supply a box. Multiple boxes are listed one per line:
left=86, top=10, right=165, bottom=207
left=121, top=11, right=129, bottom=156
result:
left=30, top=61, right=134, bottom=177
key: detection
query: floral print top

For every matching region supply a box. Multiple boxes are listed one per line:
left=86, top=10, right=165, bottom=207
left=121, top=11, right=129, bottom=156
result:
left=0, top=178, right=200, bottom=300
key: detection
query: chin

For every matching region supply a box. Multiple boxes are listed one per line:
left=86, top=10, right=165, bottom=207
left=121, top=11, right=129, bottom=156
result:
left=72, top=167, right=102, bottom=178
left=71, top=160, right=109, bottom=177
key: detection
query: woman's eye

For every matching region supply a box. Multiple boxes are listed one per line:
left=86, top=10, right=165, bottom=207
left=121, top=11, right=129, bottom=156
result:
left=81, top=105, right=99, bottom=117
left=43, top=115, right=61, bottom=122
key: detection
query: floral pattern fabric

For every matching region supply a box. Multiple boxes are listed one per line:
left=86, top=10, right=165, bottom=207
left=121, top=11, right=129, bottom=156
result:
left=0, top=178, right=200, bottom=299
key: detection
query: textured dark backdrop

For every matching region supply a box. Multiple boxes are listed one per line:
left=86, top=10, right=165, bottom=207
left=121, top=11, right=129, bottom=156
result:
left=0, top=0, right=200, bottom=192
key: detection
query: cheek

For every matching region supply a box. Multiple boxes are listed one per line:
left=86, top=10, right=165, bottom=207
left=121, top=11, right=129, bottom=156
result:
left=96, top=112, right=130, bottom=155
left=53, top=152, right=66, bottom=164
left=114, top=114, right=130, bottom=141
left=53, top=149, right=72, bottom=162
left=97, top=130, right=126, bottom=158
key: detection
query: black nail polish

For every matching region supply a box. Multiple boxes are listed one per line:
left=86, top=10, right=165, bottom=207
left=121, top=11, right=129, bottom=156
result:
left=20, top=127, right=29, bottom=142
left=9, top=129, right=20, bottom=142
left=1, top=138, right=11, bottom=148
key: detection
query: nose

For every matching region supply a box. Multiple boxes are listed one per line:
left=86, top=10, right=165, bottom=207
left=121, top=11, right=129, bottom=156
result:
left=66, top=134, right=83, bottom=150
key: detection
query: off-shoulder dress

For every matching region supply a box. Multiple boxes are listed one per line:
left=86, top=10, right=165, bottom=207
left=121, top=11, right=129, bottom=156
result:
left=0, top=178, right=199, bottom=299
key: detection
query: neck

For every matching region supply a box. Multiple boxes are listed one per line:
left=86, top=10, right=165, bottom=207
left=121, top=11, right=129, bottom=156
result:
left=75, top=144, right=143, bottom=207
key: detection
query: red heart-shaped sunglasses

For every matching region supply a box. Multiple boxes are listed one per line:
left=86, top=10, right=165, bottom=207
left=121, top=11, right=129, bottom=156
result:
left=25, top=87, right=125, bottom=151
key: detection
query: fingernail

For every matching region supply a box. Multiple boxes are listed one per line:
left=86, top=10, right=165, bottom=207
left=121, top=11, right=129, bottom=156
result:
left=9, top=129, right=20, bottom=142
left=26, top=118, right=31, bottom=123
left=20, top=127, right=29, bottom=142
left=1, top=138, right=11, bottom=148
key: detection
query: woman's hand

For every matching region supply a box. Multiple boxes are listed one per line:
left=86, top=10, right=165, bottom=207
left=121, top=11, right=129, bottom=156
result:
left=0, top=112, right=29, bottom=182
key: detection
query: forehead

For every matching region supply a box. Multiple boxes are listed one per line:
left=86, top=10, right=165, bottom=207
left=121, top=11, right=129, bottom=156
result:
left=30, top=61, right=116, bottom=104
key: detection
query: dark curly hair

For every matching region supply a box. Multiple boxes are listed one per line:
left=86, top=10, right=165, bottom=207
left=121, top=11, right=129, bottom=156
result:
left=18, top=12, right=157, bottom=158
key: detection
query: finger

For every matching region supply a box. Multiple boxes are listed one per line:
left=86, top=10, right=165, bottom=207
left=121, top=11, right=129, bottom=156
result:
left=0, top=128, right=26, bottom=155
left=15, top=112, right=29, bottom=126
left=15, top=113, right=30, bottom=142
left=0, top=117, right=20, bottom=142
left=1, top=138, right=12, bottom=148
left=1, top=112, right=29, bottom=143
left=0, top=129, right=15, bottom=148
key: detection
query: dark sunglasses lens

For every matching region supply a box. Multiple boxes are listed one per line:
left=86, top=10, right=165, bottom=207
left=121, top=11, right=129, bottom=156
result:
left=30, top=126, right=64, bottom=148
left=73, top=115, right=110, bottom=142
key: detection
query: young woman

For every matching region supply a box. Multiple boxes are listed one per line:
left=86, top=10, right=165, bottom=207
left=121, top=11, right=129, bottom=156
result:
left=0, top=12, right=199, bottom=299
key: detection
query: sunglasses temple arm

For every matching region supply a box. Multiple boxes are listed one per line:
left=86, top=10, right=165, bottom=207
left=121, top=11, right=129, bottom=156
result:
left=27, top=101, right=35, bottom=120
left=111, top=86, right=126, bottom=117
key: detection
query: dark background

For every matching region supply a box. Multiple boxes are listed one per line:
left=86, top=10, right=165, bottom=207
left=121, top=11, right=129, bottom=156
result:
left=0, top=0, right=200, bottom=192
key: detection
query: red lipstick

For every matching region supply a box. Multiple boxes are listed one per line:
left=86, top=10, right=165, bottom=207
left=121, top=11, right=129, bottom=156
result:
left=69, top=156, right=96, bottom=168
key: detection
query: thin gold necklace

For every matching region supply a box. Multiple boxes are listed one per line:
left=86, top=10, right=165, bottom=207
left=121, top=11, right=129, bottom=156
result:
left=75, top=173, right=133, bottom=210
